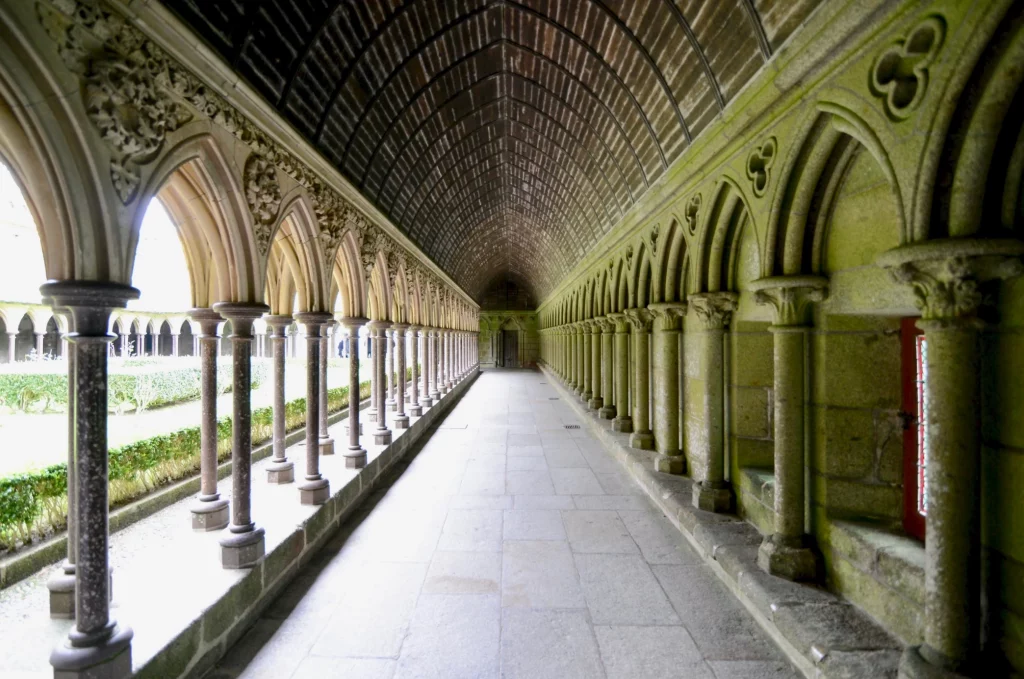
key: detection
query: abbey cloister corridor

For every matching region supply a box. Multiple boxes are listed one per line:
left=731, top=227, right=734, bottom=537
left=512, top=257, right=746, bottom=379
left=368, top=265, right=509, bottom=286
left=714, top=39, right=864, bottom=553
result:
left=0, top=1, right=1021, bottom=678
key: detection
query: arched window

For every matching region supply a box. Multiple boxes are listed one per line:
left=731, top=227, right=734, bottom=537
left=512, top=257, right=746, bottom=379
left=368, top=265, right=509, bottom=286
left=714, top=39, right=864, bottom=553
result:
left=901, top=318, right=927, bottom=540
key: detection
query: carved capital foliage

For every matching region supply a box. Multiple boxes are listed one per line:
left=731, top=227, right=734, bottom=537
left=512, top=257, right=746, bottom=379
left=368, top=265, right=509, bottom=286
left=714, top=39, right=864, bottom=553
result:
left=685, top=193, right=702, bottom=235
left=750, top=276, right=827, bottom=326
left=879, top=242, right=1024, bottom=322
left=689, top=292, right=739, bottom=330
left=594, top=317, right=615, bottom=333
left=624, top=245, right=634, bottom=271
left=243, top=153, right=282, bottom=256
left=623, top=308, right=654, bottom=333
left=648, top=302, right=687, bottom=331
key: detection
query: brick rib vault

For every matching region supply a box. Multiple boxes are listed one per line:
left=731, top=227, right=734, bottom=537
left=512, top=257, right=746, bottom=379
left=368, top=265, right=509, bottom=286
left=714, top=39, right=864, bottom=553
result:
left=163, top=0, right=820, bottom=302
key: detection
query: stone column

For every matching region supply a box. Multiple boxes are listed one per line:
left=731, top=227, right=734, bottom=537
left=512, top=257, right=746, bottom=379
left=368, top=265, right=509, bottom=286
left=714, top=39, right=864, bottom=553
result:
left=264, top=316, right=294, bottom=483
left=429, top=329, right=441, bottom=401
left=7, top=331, right=16, bottom=362
left=581, top=322, right=594, bottom=402
left=878, top=239, right=1024, bottom=678
left=189, top=309, right=231, bottom=527
left=749, top=276, right=827, bottom=582
left=295, top=312, right=332, bottom=505
left=408, top=326, right=422, bottom=415
left=598, top=319, right=616, bottom=419
left=171, top=333, right=180, bottom=357
left=393, top=324, right=410, bottom=429
left=369, top=321, right=393, bottom=445
left=419, top=328, right=432, bottom=408
left=47, top=310, right=76, bottom=618
left=567, top=324, right=578, bottom=392
left=589, top=321, right=603, bottom=410
left=385, top=327, right=397, bottom=411
left=445, top=331, right=454, bottom=389
left=438, top=330, right=448, bottom=395
left=43, top=280, right=137, bottom=679
left=341, top=318, right=368, bottom=468
left=319, top=320, right=335, bottom=455
left=648, top=302, right=687, bottom=474
left=624, top=309, right=654, bottom=449
left=34, top=331, right=44, bottom=360
left=607, top=314, right=632, bottom=432
left=688, top=292, right=739, bottom=512
left=212, top=302, right=269, bottom=569
left=192, top=335, right=198, bottom=357
left=365, top=327, right=379, bottom=425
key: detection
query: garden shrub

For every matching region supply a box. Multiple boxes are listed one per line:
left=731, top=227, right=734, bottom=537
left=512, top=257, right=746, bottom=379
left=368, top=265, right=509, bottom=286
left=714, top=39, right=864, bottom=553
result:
left=0, top=377, right=370, bottom=552
left=0, top=361, right=267, bottom=413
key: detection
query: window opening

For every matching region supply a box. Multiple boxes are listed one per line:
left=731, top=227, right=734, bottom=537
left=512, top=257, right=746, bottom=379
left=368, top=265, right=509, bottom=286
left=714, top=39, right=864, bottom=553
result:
left=901, top=318, right=926, bottom=540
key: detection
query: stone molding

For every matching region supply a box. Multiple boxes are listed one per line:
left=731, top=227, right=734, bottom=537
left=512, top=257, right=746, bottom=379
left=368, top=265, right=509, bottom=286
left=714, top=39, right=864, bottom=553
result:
left=749, top=276, right=828, bottom=327
left=689, top=292, right=739, bottom=330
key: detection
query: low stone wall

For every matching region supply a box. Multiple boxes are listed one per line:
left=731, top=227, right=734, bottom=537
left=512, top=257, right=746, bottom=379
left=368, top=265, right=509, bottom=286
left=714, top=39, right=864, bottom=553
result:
left=134, top=370, right=478, bottom=679
left=539, top=364, right=902, bottom=679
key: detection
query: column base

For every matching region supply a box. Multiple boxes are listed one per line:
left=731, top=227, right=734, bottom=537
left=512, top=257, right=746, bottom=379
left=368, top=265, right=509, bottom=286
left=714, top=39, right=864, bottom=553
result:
left=299, top=478, right=330, bottom=505
left=366, top=409, right=378, bottom=423
left=47, top=569, right=76, bottom=620
left=344, top=447, right=367, bottom=469
left=598, top=405, right=615, bottom=420
left=50, top=624, right=133, bottom=679
left=899, top=645, right=970, bottom=679
left=266, top=459, right=295, bottom=484
left=446, top=381, right=453, bottom=390
left=581, top=390, right=593, bottom=403
left=220, top=528, right=265, bottom=569
left=588, top=396, right=603, bottom=410
left=374, top=429, right=393, bottom=445
left=654, top=453, right=685, bottom=475
left=394, top=415, right=410, bottom=429
left=386, top=398, right=397, bottom=411
left=344, top=422, right=363, bottom=436
left=757, top=534, right=819, bottom=582
left=421, top=397, right=434, bottom=408
left=612, top=416, right=633, bottom=433
left=629, top=430, right=654, bottom=450
left=318, top=437, right=335, bottom=456
left=430, top=391, right=440, bottom=401
left=190, top=497, right=229, bottom=531
left=409, top=405, right=423, bottom=417
left=692, top=482, right=733, bottom=513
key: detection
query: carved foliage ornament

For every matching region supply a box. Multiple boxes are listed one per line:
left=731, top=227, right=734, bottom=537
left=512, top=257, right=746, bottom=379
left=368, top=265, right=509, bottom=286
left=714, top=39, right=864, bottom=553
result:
left=870, top=17, right=945, bottom=121
left=38, top=1, right=191, bottom=202
left=753, top=284, right=826, bottom=327
left=243, top=153, right=281, bottom=256
left=889, top=257, right=984, bottom=321
left=746, top=138, right=777, bottom=198
left=624, top=245, right=634, bottom=271
left=685, top=193, right=702, bottom=235
left=689, top=292, right=739, bottom=330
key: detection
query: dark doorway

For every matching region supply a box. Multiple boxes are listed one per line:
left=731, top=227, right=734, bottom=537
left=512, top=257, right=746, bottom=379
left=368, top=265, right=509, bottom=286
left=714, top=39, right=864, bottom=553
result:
left=501, top=329, right=519, bottom=368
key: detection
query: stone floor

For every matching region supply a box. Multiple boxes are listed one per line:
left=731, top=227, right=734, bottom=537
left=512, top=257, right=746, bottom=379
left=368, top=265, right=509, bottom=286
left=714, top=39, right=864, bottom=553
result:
left=209, top=369, right=798, bottom=679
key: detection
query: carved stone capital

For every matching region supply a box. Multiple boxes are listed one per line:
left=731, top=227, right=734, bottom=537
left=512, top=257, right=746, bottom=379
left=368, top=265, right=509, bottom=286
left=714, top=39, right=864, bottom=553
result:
left=648, top=302, right=687, bottom=331
left=749, top=276, right=828, bottom=327
left=594, top=316, right=615, bottom=333
left=877, top=238, right=1024, bottom=323
left=606, top=312, right=629, bottom=333
left=689, top=292, right=739, bottom=330
left=623, top=308, right=654, bottom=333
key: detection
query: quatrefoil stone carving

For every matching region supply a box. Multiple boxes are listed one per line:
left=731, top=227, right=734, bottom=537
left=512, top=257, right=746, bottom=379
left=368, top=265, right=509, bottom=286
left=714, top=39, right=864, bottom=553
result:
left=870, top=16, right=945, bottom=121
left=746, top=138, right=777, bottom=198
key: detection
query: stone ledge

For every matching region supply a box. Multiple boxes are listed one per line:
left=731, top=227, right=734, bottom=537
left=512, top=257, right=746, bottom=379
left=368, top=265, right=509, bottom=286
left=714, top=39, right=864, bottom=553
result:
left=136, top=371, right=478, bottom=679
left=539, top=364, right=902, bottom=679
left=0, top=399, right=372, bottom=591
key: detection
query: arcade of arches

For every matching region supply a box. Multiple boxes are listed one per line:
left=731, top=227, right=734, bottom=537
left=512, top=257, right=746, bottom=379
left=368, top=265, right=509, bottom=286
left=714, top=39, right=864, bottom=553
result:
left=0, top=1, right=1022, bottom=678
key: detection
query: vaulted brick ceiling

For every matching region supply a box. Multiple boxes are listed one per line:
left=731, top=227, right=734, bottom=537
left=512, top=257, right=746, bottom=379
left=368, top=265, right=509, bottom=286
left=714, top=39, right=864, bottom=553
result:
left=163, top=0, right=820, bottom=302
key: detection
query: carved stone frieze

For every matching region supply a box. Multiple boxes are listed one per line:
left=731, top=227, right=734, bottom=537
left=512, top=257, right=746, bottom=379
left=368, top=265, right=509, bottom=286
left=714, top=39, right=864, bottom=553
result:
left=243, top=153, right=282, bottom=256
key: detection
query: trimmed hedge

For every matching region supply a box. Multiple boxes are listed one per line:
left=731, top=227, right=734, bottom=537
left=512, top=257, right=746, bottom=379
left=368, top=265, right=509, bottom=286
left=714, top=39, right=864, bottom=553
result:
left=0, top=361, right=268, bottom=413
left=0, top=377, right=372, bottom=552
